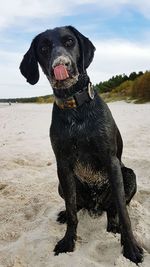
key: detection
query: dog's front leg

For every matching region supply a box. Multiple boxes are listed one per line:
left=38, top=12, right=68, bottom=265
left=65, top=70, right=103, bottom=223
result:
left=54, top=160, right=78, bottom=255
left=108, top=156, right=143, bottom=264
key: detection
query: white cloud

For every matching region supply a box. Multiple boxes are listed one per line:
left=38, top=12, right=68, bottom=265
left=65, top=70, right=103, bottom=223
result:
left=88, top=39, right=150, bottom=83
left=0, top=49, right=52, bottom=98
left=0, top=0, right=150, bottom=30
left=133, top=0, right=150, bottom=19
left=0, top=0, right=70, bottom=29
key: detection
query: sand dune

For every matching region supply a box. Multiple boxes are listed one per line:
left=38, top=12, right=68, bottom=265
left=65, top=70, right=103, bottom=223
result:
left=0, top=102, right=150, bottom=267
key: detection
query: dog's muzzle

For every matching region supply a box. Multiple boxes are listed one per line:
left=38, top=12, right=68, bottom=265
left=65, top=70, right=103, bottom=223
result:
left=52, top=56, right=71, bottom=81
left=48, top=55, right=79, bottom=89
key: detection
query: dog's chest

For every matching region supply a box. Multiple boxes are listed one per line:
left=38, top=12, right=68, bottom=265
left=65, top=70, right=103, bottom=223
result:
left=51, top=104, right=109, bottom=169
left=74, top=160, right=108, bottom=186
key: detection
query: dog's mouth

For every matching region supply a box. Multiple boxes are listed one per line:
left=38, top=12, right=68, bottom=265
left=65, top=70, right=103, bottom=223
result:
left=53, top=65, right=69, bottom=81
left=48, top=63, right=79, bottom=89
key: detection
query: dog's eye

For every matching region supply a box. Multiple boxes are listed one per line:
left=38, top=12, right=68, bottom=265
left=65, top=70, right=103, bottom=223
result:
left=41, top=46, right=50, bottom=54
left=64, top=38, right=74, bottom=47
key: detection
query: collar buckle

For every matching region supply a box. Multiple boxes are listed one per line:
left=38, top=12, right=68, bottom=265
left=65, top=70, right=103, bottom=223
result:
left=88, top=83, right=95, bottom=100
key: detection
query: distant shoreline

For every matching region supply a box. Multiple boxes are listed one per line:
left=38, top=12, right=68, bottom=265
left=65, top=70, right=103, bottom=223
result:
left=0, top=93, right=149, bottom=104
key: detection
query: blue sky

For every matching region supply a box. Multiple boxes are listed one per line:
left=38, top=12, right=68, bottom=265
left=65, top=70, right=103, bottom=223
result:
left=0, top=0, right=150, bottom=98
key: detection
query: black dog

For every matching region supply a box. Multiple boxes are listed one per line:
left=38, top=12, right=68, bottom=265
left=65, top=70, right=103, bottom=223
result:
left=20, top=26, right=143, bottom=264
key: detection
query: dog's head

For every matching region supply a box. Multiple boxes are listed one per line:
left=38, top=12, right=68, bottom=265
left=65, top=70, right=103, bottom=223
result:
left=20, top=26, right=95, bottom=89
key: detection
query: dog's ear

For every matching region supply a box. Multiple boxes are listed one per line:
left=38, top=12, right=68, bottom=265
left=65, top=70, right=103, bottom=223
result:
left=20, top=35, right=40, bottom=85
left=68, top=26, right=96, bottom=72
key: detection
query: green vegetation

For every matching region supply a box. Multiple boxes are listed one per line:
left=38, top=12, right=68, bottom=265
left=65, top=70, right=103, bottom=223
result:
left=0, top=71, right=149, bottom=104
left=94, top=71, right=150, bottom=103
left=95, top=71, right=143, bottom=93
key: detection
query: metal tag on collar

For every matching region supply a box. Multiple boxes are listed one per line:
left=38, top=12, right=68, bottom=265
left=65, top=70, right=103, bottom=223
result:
left=88, top=83, right=95, bottom=99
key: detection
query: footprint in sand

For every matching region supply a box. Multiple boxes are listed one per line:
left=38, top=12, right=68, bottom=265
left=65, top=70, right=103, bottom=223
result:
left=0, top=183, right=8, bottom=191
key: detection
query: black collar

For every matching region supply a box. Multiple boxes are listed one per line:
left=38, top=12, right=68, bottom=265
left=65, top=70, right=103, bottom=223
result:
left=54, top=82, right=95, bottom=109
left=53, top=74, right=96, bottom=109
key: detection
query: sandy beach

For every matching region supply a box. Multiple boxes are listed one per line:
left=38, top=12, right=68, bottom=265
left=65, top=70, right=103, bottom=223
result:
left=0, top=101, right=150, bottom=267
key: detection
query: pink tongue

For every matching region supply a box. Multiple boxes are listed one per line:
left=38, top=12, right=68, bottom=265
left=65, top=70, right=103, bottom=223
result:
left=53, top=65, right=69, bottom=81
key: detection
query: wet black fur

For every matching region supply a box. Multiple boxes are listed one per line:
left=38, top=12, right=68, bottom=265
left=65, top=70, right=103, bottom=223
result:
left=20, top=26, right=143, bottom=264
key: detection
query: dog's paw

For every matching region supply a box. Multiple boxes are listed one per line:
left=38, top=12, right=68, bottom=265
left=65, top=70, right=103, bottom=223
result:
left=54, top=236, right=75, bottom=255
left=107, top=222, right=120, bottom=234
left=123, top=239, right=143, bottom=264
left=57, top=210, right=67, bottom=224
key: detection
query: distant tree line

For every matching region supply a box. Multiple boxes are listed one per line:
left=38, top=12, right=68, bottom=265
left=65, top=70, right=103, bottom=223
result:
left=0, top=95, right=54, bottom=104
left=102, top=71, right=150, bottom=102
left=0, top=71, right=149, bottom=103
left=94, top=71, right=144, bottom=93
